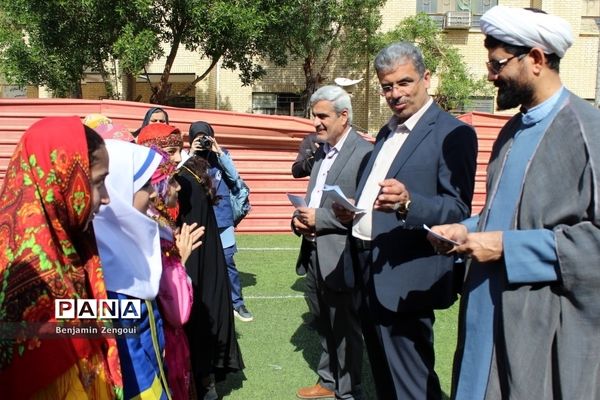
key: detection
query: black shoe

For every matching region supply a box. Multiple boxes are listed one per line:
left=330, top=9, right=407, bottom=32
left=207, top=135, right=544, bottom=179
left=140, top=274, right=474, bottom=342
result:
left=198, top=375, right=218, bottom=400
left=233, top=305, right=254, bottom=322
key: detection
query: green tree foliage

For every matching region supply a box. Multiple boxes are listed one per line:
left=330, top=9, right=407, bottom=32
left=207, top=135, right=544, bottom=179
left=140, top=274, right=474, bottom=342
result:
left=136, top=0, right=290, bottom=104
left=0, top=0, right=289, bottom=102
left=0, top=0, right=141, bottom=97
left=376, top=13, right=493, bottom=111
left=265, top=0, right=385, bottom=116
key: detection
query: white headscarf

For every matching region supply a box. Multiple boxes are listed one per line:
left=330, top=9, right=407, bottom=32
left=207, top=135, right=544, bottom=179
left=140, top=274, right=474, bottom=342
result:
left=94, top=140, right=163, bottom=300
left=480, top=5, right=573, bottom=58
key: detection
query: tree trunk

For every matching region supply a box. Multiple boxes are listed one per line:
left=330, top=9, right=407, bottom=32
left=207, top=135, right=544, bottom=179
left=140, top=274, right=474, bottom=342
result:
left=364, top=53, right=370, bottom=133
left=69, top=81, right=83, bottom=99
left=98, top=62, right=115, bottom=99
left=152, top=34, right=182, bottom=104
left=302, top=55, right=320, bottom=118
left=124, top=72, right=135, bottom=101
left=166, top=56, right=221, bottom=101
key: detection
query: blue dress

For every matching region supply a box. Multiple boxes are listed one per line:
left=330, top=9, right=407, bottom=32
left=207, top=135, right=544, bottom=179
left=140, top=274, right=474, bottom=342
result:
left=108, top=291, right=170, bottom=400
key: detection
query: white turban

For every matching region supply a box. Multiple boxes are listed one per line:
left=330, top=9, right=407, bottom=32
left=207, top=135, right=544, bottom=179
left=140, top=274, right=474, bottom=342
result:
left=480, top=5, right=573, bottom=58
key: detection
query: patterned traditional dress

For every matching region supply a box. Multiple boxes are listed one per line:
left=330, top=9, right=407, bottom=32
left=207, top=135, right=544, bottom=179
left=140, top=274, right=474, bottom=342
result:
left=0, top=117, right=121, bottom=399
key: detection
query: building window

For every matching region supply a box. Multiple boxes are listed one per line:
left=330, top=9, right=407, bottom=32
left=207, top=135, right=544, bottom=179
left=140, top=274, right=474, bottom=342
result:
left=417, top=0, right=496, bottom=13
left=417, top=0, right=497, bottom=28
left=252, top=92, right=304, bottom=116
left=582, top=0, right=600, bottom=17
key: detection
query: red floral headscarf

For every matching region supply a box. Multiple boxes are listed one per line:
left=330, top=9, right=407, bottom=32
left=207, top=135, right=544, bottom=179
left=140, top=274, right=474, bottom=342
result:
left=0, top=117, right=121, bottom=398
left=137, top=123, right=183, bottom=148
left=138, top=125, right=183, bottom=222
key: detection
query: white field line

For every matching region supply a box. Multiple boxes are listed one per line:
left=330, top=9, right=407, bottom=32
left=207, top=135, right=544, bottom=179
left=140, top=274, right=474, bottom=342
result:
left=244, top=294, right=305, bottom=299
left=238, top=247, right=298, bottom=251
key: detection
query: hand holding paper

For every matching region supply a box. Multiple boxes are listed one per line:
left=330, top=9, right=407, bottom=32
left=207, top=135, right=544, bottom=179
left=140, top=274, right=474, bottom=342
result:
left=323, top=184, right=365, bottom=213
left=423, top=224, right=460, bottom=246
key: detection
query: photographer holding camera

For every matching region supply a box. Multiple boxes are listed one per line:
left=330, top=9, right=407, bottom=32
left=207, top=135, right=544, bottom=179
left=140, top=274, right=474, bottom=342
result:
left=188, top=121, right=254, bottom=322
left=291, top=133, right=321, bottom=179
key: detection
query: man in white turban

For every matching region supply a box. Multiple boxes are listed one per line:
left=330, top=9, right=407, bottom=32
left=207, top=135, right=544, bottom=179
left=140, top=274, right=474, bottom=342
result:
left=428, top=6, right=600, bottom=400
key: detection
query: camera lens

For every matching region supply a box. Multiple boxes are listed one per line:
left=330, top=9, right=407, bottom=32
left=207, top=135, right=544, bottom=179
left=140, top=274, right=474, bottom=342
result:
left=199, top=137, right=212, bottom=148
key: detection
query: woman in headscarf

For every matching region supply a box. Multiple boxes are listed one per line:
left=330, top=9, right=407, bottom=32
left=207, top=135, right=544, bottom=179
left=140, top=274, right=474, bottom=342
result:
left=138, top=124, right=244, bottom=400
left=147, top=147, right=203, bottom=400
left=0, top=116, right=121, bottom=399
left=133, top=107, right=170, bottom=138
left=93, top=140, right=171, bottom=399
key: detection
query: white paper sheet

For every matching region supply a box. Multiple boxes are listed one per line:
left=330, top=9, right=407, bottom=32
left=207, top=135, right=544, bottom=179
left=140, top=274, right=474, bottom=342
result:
left=423, top=224, right=460, bottom=246
left=323, top=184, right=366, bottom=213
left=287, top=193, right=307, bottom=208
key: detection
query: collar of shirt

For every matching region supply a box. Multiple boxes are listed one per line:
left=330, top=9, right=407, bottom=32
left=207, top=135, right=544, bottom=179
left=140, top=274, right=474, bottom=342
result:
left=520, top=86, right=566, bottom=126
left=386, top=97, right=434, bottom=135
left=322, top=126, right=351, bottom=157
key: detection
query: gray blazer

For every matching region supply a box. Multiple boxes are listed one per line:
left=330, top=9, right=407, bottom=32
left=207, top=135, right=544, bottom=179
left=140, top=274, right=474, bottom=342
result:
left=294, top=129, right=372, bottom=291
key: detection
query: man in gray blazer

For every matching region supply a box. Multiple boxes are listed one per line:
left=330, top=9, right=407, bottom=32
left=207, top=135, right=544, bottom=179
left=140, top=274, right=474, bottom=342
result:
left=429, top=6, right=600, bottom=399
left=293, top=85, right=372, bottom=400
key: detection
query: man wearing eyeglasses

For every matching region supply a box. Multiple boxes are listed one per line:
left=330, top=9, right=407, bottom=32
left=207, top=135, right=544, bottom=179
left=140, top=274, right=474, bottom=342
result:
left=428, top=6, right=600, bottom=399
left=335, top=42, right=477, bottom=399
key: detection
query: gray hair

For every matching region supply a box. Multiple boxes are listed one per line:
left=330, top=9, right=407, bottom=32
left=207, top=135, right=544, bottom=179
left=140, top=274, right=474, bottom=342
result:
left=309, top=85, right=353, bottom=125
left=374, top=42, right=426, bottom=77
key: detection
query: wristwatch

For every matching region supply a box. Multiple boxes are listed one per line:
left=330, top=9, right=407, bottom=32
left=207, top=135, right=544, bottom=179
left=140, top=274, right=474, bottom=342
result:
left=394, top=200, right=411, bottom=216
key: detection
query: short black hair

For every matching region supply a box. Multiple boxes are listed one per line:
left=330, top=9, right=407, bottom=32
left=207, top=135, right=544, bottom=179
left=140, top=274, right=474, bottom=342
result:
left=483, top=35, right=561, bottom=72
left=84, top=125, right=105, bottom=163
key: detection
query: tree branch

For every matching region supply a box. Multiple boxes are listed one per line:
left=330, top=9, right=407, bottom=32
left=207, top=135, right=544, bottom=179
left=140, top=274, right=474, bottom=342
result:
left=166, top=55, right=222, bottom=100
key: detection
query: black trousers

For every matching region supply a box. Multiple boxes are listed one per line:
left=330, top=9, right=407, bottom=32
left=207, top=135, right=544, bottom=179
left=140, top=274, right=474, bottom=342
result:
left=304, top=242, right=364, bottom=399
left=351, top=239, right=442, bottom=400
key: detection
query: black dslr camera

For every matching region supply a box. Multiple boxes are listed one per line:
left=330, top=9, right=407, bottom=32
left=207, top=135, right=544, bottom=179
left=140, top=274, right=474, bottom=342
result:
left=198, top=136, right=212, bottom=149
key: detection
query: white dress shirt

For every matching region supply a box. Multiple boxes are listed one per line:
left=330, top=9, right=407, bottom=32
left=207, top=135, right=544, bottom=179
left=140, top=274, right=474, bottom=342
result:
left=352, top=98, right=433, bottom=240
left=308, top=128, right=350, bottom=208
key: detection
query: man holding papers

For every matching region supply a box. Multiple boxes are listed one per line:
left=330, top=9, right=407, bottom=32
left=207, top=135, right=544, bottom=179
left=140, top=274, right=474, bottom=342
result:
left=429, top=7, right=600, bottom=398
left=292, top=85, right=372, bottom=400
left=336, top=42, right=477, bottom=399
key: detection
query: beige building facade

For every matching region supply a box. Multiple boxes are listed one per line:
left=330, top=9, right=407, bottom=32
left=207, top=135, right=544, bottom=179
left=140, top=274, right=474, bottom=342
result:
left=2, top=0, right=599, bottom=134
left=139, top=0, right=600, bottom=133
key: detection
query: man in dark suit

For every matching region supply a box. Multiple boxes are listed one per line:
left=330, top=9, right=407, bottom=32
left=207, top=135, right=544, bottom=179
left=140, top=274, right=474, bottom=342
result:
left=336, top=42, right=477, bottom=399
left=293, top=85, right=372, bottom=400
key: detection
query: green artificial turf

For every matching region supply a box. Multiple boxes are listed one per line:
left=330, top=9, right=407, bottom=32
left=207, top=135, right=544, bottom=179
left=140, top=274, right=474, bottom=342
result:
left=215, top=234, right=458, bottom=399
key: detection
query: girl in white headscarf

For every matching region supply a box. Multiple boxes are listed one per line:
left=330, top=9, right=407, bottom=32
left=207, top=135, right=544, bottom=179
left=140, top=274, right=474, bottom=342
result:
left=93, top=139, right=171, bottom=400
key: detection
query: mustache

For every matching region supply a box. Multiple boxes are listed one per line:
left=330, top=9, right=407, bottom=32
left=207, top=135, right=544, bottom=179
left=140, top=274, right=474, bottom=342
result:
left=388, top=97, right=408, bottom=106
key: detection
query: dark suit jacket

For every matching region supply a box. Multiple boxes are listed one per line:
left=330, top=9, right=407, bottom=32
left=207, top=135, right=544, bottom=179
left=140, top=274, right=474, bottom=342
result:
left=355, top=102, right=477, bottom=312
left=295, top=129, right=372, bottom=291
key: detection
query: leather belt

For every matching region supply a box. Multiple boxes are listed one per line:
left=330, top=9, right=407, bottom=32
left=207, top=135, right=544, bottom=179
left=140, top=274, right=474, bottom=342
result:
left=351, top=237, right=372, bottom=251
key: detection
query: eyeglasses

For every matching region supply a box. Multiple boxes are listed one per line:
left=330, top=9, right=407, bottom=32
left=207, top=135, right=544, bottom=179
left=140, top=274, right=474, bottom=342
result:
left=486, top=53, right=527, bottom=75
left=378, top=77, right=422, bottom=96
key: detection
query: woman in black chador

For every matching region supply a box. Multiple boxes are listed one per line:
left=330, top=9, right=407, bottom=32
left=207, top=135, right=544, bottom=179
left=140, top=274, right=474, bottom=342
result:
left=176, top=153, right=244, bottom=399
